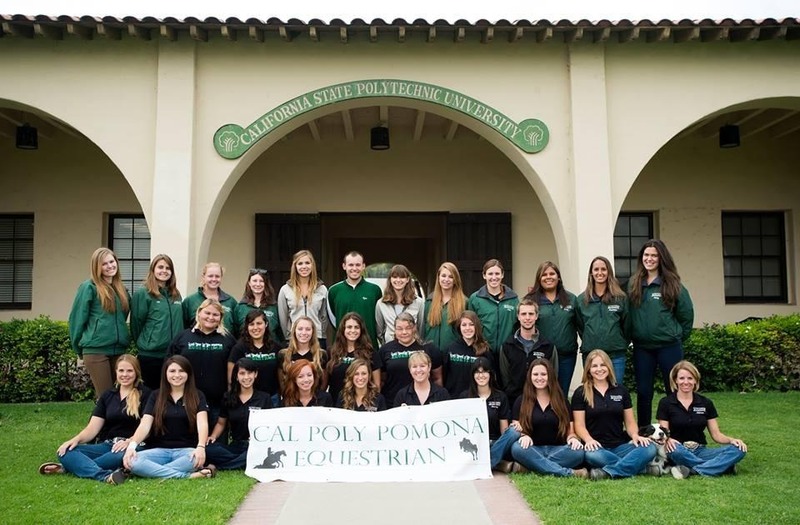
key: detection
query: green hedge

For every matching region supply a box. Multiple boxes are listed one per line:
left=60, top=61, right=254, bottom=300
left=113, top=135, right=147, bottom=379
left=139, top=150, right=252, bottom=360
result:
left=622, top=313, right=800, bottom=393
left=0, top=316, right=93, bottom=402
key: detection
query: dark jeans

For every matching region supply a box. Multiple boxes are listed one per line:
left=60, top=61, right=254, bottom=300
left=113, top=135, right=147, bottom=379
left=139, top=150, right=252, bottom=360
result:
left=633, top=341, right=683, bottom=424
left=206, top=440, right=249, bottom=470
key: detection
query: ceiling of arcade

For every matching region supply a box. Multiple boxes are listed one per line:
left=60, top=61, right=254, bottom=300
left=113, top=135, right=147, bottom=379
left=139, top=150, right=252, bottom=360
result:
left=0, top=105, right=83, bottom=143
left=677, top=106, right=800, bottom=142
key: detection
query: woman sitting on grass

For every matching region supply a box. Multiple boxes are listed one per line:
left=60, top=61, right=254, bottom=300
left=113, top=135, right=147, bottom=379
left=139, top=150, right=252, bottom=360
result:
left=572, top=349, right=656, bottom=480
left=205, top=358, right=272, bottom=470
left=658, top=360, right=747, bottom=478
left=122, top=355, right=215, bottom=481
left=39, top=354, right=150, bottom=484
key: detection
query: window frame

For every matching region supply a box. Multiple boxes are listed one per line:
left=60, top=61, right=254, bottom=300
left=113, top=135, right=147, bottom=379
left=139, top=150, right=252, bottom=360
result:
left=722, top=211, right=788, bottom=304
left=0, top=214, right=34, bottom=310
left=613, top=212, right=654, bottom=290
left=107, top=214, right=151, bottom=295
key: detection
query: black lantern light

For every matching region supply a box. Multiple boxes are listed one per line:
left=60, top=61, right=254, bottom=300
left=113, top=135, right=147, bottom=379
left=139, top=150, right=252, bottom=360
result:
left=719, top=124, right=740, bottom=149
left=370, top=125, right=390, bottom=150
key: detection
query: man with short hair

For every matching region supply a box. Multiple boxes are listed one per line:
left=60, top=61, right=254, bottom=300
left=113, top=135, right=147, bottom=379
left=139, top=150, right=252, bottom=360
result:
left=499, top=299, right=558, bottom=404
left=327, top=251, right=382, bottom=350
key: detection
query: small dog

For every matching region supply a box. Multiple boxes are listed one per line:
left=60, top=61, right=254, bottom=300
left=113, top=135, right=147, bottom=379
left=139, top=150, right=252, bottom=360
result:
left=639, top=423, right=670, bottom=476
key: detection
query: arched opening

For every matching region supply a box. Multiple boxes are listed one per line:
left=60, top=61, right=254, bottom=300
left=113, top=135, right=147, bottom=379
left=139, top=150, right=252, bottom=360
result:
left=618, top=97, right=800, bottom=324
left=205, top=99, right=559, bottom=300
left=0, top=100, right=147, bottom=320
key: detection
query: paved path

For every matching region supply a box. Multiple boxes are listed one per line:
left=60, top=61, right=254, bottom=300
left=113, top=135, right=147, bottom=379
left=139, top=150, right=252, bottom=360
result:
left=230, top=474, right=540, bottom=525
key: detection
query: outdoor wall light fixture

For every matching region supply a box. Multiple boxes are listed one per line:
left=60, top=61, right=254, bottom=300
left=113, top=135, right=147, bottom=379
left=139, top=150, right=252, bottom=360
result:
left=16, top=123, right=38, bottom=150
left=719, top=124, right=740, bottom=149
left=370, top=125, right=390, bottom=150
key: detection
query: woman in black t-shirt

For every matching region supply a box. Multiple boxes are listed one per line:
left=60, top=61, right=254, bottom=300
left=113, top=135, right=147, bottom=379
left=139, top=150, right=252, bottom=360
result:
left=40, top=355, right=150, bottom=484
left=123, top=355, right=214, bottom=480
left=327, top=312, right=376, bottom=404
left=657, top=360, right=747, bottom=478
left=459, top=356, right=509, bottom=441
left=393, top=351, right=450, bottom=407
left=206, top=358, right=272, bottom=470
left=228, top=310, right=281, bottom=397
left=444, top=311, right=493, bottom=397
left=280, top=359, right=333, bottom=407
left=337, top=358, right=386, bottom=411
left=572, top=349, right=656, bottom=480
left=510, top=359, right=586, bottom=477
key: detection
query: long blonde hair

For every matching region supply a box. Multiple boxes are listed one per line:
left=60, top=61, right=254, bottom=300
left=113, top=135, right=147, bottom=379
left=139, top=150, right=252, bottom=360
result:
left=340, top=358, right=380, bottom=410
left=581, top=349, right=617, bottom=409
left=427, top=262, right=466, bottom=328
left=89, top=248, right=129, bottom=313
left=287, top=250, right=320, bottom=303
left=282, top=316, right=325, bottom=379
left=115, top=354, right=144, bottom=419
left=193, top=298, right=229, bottom=336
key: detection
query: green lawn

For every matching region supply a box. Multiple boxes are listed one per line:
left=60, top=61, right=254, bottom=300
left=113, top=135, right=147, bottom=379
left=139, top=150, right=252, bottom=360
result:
left=512, top=392, right=800, bottom=525
left=1, top=393, right=798, bottom=524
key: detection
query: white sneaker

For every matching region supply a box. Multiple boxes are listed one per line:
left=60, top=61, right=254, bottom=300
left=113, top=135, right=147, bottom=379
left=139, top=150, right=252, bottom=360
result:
left=671, top=465, right=691, bottom=479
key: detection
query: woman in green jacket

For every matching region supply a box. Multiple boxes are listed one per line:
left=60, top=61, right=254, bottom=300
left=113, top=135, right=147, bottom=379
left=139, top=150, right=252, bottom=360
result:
left=131, top=254, right=184, bottom=389
left=234, top=268, right=284, bottom=347
left=575, top=256, right=629, bottom=384
left=525, top=261, right=579, bottom=397
left=68, top=247, right=131, bottom=398
left=422, top=262, right=466, bottom=352
left=628, top=239, right=694, bottom=425
left=467, top=259, right=519, bottom=355
left=182, top=262, right=237, bottom=335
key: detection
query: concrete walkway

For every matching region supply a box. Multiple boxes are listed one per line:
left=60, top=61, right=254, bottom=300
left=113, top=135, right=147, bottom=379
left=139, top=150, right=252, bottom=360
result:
left=230, top=474, right=540, bottom=525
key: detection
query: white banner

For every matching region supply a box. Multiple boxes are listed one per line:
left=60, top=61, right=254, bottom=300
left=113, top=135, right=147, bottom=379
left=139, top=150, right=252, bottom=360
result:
left=245, top=398, right=491, bottom=482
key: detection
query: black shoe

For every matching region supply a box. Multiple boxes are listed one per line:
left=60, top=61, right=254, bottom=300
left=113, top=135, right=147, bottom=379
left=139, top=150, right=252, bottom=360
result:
left=107, top=468, right=128, bottom=485
left=590, top=468, right=610, bottom=481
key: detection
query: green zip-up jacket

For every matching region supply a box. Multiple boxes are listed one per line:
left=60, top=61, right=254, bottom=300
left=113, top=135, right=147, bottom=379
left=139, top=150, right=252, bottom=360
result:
left=234, top=302, right=285, bottom=346
left=68, top=280, right=130, bottom=357
left=422, top=296, right=465, bottom=352
left=629, top=278, right=694, bottom=349
left=467, top=285, right=520, bottom=354
left=532, top=291, right=579, bottom=357
left=182, top=288, right=238, bottom=335
left=130, top=286, right=184, bottom=358
left=575, top=292, right=629, bottom=356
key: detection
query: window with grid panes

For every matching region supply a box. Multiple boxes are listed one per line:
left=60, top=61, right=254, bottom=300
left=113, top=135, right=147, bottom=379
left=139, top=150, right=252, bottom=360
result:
left=613, top=213, right=653, bottom=290
left=108, top=215, right=150, bottom=295
left=722, top=212, right=787, bottom=303
left=0, top=215, right=34, bottom=309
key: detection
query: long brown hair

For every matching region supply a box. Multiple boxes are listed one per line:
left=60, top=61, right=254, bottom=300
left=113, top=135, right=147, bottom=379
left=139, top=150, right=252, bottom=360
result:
left=628, top=239, right=683, bottom=309
left=115, top=354, right=144, bottom=419
left=580, top=349, right=617, bottom=409
left=427, top=262, right=466, bottom=328
left=582, top=256, right=626, bottom=305
left=281, top=359, right=318, bottom=407
left=381, top=264, right=418, bottom=306
left=144, top=254, right=181, bottom=301
left=457, top=311, right=490, bottom=356
left=327, top=312, right=373, bottom=377
left=340, top=358, right=380, bottom=410
left=241, top=268, right=277, bottom=306
left=152, top=355, right=200, bottom=435
left=287, top=250, right=321, bottom=303
left=526, top=261, right=570, bottom=307
left=519, top=358, right=570, bottom=440
left=89, top=248, right=129, bottom=313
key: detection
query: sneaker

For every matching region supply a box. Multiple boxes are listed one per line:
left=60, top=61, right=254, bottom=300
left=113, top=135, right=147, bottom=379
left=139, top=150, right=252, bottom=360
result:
left=671, top=465, right=691, bottom=480
left=511, top=462, right=529, bottom=474
left=724, top=464, right=738, bottom=476
left=646, top=465, right=663, bottom=476
left=573, top=468, right=589, bottom=479
left=495, top=460, right=513, bottom=473
left=590, top=468, right=610, bottom=481
left=107, top=468, right=128, bottom=485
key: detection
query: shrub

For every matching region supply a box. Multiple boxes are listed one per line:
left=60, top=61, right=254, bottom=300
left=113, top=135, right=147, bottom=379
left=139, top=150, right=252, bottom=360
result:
left=0, top=316, right=93, bottom=402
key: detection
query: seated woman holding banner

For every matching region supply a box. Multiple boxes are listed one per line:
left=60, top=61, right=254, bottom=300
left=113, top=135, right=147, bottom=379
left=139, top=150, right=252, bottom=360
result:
left=280, top=359, right=333, bottom=407
left=206, top=358, right=272, bottom=470
left=393, top=351, right=450, bottom=407
left=336, top=358, right=387, bottom=412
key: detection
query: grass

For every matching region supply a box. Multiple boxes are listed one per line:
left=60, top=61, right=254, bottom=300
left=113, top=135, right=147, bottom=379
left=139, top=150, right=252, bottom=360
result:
left=0, top=402, right=255, bottom=525
left=512, top=392, right=800, bottom=525
left=1, top=393, right=798, bottom=524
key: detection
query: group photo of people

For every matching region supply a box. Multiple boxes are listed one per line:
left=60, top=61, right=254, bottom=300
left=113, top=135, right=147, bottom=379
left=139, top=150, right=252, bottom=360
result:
left=39, top=241, right=747, bottom=484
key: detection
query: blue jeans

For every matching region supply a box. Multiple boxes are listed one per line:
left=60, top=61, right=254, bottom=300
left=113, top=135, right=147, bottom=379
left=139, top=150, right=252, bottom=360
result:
left=490, top=427, right=521, bottom=468
left=511, top=443, right=585, bottom=477
left=557, top=352, right=577, bottom=397
left=633, top=341, right=683, bottom=424
left=129, top=448, right=196, bottom=479
left=206, top=441, right=249, bottom=470
left=584, top=442, right=657, bottom=478
left=59, top=441, right=129, bottom=482
left=668, top=444, right=745, bottom=476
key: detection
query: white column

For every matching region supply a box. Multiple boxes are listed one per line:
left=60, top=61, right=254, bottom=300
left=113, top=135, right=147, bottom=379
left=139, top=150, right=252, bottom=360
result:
left=149, top=40, right=197, bottom=294
left=566, top=44, right=616, bottom=285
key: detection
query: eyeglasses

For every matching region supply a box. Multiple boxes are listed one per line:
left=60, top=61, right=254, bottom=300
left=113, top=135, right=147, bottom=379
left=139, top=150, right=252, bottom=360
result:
left=249, top=268, right=268, bottom=275
left=474, top=370, right=490, bottom=375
